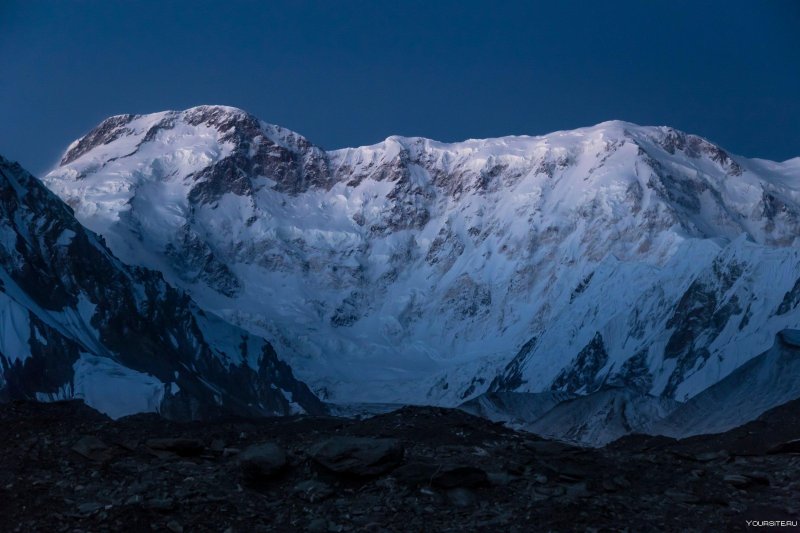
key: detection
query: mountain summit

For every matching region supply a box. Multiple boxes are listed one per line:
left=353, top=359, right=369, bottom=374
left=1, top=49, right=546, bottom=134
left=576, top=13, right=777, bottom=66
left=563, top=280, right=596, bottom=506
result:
left=44, top=106, right=800, bottom=415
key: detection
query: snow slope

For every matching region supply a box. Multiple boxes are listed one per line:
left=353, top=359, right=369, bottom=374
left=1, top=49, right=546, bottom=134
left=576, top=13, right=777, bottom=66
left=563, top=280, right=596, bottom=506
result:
left=459, top=387, right=679, bottom=447
left=458, top=391, right=575, bottom=428
left=653, top=329, right=800, bottom=438
left=44, top=106, right=800, bottom=415
left=0, top=155, right=322, bottom=419
left=464, top=327, right=800, bottom=446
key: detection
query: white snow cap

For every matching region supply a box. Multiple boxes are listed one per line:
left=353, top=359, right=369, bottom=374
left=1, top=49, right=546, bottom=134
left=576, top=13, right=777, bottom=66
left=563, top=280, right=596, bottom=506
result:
left=43, top=106, right=800, bottom=410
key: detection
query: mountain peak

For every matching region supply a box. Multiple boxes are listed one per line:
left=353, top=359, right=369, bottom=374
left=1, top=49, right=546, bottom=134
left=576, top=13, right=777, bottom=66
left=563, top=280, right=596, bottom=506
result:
left=59, top=105, right=299, bottom=166
left=43, top=106, right=800, bottom=408
left=184, top=104, right=250, bottom=116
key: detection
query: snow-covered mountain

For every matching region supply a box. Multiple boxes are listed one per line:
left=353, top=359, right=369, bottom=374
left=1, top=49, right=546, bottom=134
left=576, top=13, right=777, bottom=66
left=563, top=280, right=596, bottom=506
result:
left=0, top=155, right=322, bottom=419
left=460, top=328, right=800, bottom=446
left=654, top=328, right=800, bottom=438
left=458, top=388, right=676, bottom=446
left=43, top=105, right=800, bottom=417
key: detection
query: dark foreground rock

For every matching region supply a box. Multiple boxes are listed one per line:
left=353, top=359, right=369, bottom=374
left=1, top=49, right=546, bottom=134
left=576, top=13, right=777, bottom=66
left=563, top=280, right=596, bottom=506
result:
left=1, top=399, right=800, bottom=532
left=240, top=443, right=288, bottom=483
left=310, top=436, right=404, bottom=477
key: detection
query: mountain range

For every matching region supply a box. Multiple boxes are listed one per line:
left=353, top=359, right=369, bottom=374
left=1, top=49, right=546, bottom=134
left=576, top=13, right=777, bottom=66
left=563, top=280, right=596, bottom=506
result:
left=2, top=104, right=799, bottom=443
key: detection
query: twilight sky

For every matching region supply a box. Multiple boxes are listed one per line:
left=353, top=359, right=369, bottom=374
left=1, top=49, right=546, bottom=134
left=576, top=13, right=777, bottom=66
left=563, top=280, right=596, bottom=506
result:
left=1, top=0, right=798, bottom=175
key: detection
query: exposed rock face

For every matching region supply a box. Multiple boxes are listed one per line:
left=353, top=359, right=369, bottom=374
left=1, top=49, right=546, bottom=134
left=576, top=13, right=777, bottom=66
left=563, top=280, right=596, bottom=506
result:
left=551, top=332, right=610, bottom=394
left=43, top=106, right=800, bottom=415
left=0, top=155, right=323, bottom=419
left=60, top=114, right=137, bottom=165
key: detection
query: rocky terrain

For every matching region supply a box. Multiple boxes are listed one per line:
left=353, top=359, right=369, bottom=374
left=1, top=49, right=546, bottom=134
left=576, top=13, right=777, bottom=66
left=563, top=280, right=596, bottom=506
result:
left=2, top=399, right=799, bottom=532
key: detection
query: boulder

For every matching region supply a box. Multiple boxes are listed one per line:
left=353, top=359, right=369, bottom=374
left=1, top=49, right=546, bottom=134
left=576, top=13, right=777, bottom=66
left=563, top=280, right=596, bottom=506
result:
left=310, top=436, right=404, bottom=477
left=71, top=436, right=112, bottom=462
left=239, top=443, right=288, bottom=482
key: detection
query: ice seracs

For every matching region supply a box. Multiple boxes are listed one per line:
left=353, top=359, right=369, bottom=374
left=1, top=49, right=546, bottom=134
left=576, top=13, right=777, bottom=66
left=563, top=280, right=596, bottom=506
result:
left=43, top=106, right=800, bottom=424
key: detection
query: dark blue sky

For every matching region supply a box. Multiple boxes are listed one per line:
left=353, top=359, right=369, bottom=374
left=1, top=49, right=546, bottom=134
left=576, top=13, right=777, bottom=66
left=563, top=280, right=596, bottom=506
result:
left=1, top=1, right=798, bottom=175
